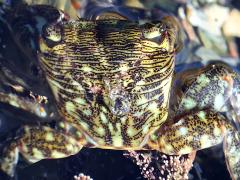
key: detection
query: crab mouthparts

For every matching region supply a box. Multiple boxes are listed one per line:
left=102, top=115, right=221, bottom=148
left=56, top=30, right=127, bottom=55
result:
left=109, top=87, right=131, bottom=116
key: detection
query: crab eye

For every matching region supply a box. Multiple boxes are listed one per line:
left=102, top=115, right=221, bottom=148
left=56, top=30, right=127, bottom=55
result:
left=142, top=22, right=165, bottom=41
left=42, top=23, right=62, bottom=47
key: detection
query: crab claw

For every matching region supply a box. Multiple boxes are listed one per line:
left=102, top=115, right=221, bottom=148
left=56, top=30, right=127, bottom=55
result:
left=175, top=63, right=234, bottom=113
left=173, top=63, right=240, bottom=129
left=157, top=109, right=230, bottom=155
left=228, top=72, right=240, bottom=131
left=224, top=131, right=240, bottom=180
left=0, top=125, right=83, bottom=176
left=161, top=62, right=240, bottom=179
left=157, top=109, right=240, bottom=179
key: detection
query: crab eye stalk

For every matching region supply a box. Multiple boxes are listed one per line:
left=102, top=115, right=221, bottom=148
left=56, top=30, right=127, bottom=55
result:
left=41, top=23, right=63, bottom=48
left=141, top=22, right=164, bottom=42
left=141, top=16, right=181, bottom=52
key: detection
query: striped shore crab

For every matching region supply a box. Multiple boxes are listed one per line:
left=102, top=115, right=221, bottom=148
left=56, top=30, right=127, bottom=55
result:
left=0, top=3, right=240, bottom=179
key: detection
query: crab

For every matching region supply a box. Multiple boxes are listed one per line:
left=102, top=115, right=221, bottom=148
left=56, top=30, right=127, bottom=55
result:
left=0, top=3, right=240, bottom=179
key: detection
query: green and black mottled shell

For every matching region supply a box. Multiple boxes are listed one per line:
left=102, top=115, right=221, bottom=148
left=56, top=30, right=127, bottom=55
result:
left=39, top=19, right=176, bottom=149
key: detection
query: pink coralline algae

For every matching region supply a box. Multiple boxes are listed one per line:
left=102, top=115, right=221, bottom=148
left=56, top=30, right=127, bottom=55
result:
left=74, top=173, right=93, bottom=180
left=124, top=150, right=196, bottom=180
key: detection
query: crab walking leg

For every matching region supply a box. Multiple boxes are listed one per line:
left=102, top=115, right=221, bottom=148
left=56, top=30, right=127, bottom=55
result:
left=0, top=126, right=83, bottom=176
left=0, top=92, right=49, bottom=118
left=157, top=109, right=240, bottom=178
left=224, top=131, right=240, bottom=180
left=157, top=109, right=233, bottom=155
left=0, top=142, right=19, bottom=177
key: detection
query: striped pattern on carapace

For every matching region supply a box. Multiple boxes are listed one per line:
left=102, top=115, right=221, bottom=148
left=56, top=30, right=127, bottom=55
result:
left=39, top=19, right=176, bottom=149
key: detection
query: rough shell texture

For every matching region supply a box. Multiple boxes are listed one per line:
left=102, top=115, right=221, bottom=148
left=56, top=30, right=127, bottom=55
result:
left=39, top=20, right=175, bottom=149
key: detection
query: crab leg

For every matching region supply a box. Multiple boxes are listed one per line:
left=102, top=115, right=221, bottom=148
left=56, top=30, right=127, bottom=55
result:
left=224, top=131, right=240, bottom=180
left=157, top=109, right=230, bottom=154
left=0, top=92, right=48, bottom=117
left=163, top=63, right=240, bottom=179
left=0, top=125, right=83, bottom=176
left=156, top=109, right=240, bottom=179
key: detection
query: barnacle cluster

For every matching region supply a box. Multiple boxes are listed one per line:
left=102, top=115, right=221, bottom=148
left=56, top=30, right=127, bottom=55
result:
left=124, top=151, right=195, bottom=180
